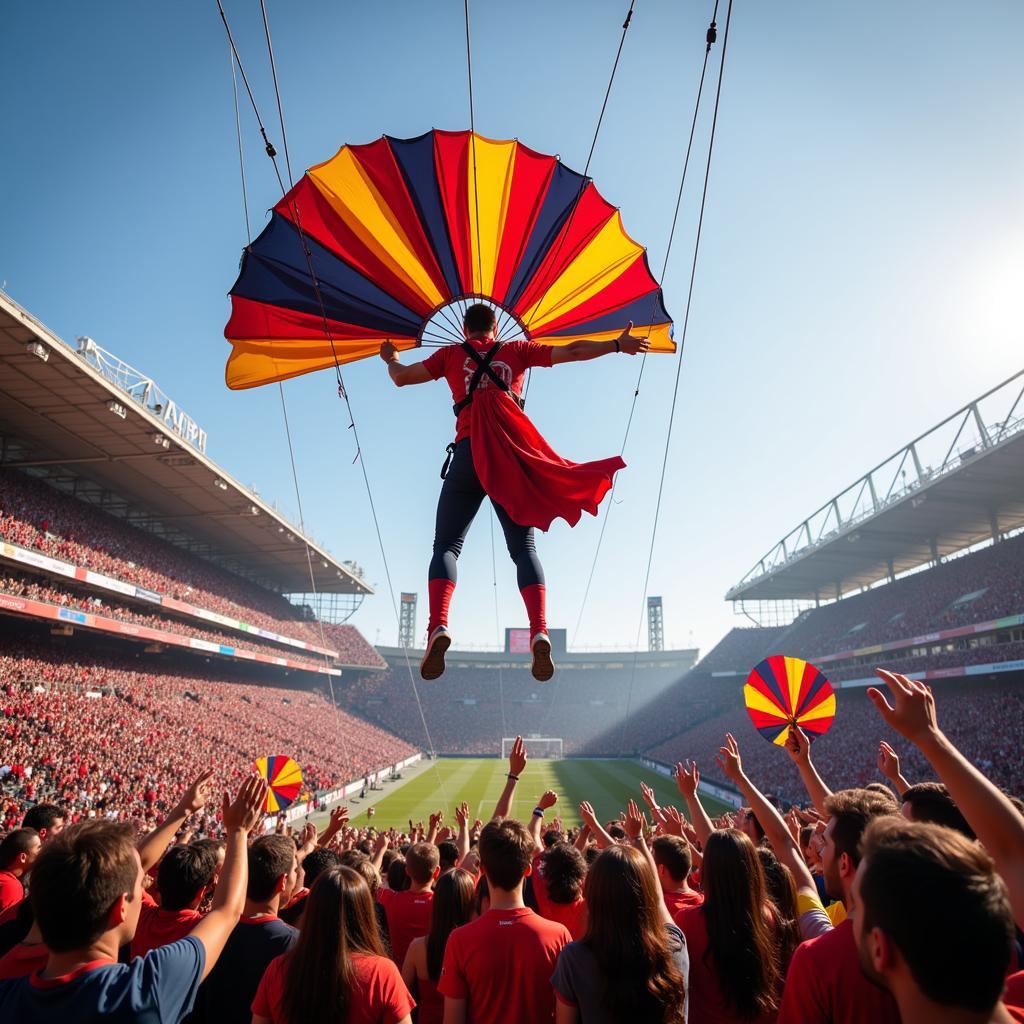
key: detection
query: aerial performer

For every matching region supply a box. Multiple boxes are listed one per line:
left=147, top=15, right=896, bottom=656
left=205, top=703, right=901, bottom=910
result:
left=223, top=130, right=677, bottom=681
left=381, top=304, right=648, bottom=681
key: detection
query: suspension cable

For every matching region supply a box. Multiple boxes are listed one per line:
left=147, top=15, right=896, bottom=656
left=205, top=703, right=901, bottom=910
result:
left=224, top=20, right=351, bottom=775
left=572, top=0, right=721, bottom=647
left=217, top=0, right=448, bottom=802
left=618, top=0, right=734, bottom=755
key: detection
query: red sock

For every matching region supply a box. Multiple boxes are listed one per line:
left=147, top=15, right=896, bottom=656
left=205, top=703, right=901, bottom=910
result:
left=520, top=583, right=547, bottom=635
left=428, top=578, right=455, bottom=634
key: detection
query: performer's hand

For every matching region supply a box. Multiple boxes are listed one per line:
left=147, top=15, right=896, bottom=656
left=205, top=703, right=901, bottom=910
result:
left=617, top=321, right=650, bottom=356
left=379, top=341, right=398, bottom=363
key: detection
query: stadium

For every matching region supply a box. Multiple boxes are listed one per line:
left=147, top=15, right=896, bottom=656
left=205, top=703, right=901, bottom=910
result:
left=3, top=3, right=1024, bottom=1023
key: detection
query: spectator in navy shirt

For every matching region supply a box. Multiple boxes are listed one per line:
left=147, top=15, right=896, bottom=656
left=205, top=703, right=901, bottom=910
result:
left=187, top=833, right=299, bottom=1024
left=0, top=773, right=266, bottom=1024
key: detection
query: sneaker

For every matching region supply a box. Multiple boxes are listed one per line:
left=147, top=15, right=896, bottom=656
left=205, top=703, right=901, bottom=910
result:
left=531, top=631, right=554, bottom=682
left=420, top=626, right=451, bottom=680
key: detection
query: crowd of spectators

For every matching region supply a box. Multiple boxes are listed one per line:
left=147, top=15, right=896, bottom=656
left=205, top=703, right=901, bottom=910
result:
left=781, top=531, right=1024, bottom=658
left=646, top=678, right=1024, bottom=802
left=346, top=661, right=685, bottom=755
left=320, top=624, right=387, bottom=669
left=0, top=575, right=330, bottom=672
left=2, top=674, right=1022, bottom=1024
left=0, top=468, right=339, bottom=648
left=0, top=642, right=414, bottom=833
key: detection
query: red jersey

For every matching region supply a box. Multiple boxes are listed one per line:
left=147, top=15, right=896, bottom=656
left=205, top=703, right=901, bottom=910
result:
left=0, top=872, right=23, bottom=914
left=384, top=889, right=434, bottom=968
left=130, top=901, right=203, bottom=958
left=252, top=950, right=414, bottom=1024
left=0, top=941, right=48, bottom=980
left=1006, top=972, right=1024, bottom=1020
left=665, top=888, right=703, bottom=918
left=411, top=971, right=444, bottom=1024
left=531, top=856, right=587, bottom=940
left=777, top=918, right=901, bottom=1024
left=438, top=907, right=571, bottom=1023
left=676, top=905, right=778, bottom=1024
left=422, top=339, right=554, bottom=442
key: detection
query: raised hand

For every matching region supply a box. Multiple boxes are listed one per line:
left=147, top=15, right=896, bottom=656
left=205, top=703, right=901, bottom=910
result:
left=640, top=781, right=659, bottom=810
left=330, top=805, right=350, bottom=830
left=374, top=831, right=390, bottom=853
left=624, top=798, right=646, bottom=840
left=538, top=790, right=558, bottom=810
left=222, top=774, right=267, bottom=834
left=455, top=801, right=469, bottom=827
left=174, top=768, right=216, bottom=816
left=784, top=725, right=811, bottom=765
left=579, top=800, right=599, bottom=830
left=663, top=805, right=686, bottom=838
left=379, top=340, right=397, bottom=363
left=716, top=733, right=744, bottom=784
left=509, top=735, right=528, bottom=777
left=616, top=321, right=650, bottom=356
left=877, top=740, right=902, bottom=782
left=868, top=669, right=939, bottom=745
left=674, top=760, right=700, bottom=800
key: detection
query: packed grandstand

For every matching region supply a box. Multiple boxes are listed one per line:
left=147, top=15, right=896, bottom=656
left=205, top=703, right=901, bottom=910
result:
left=2, top=283, right=1024, bottom=1022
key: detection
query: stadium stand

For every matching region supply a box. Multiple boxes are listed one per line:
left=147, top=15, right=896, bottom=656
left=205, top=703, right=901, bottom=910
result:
left=1, top=469, right=333, bottom=651
left=0, top=573, right=332, bottom=672
left=776, top=531, right=1024, bottom=657
left=0, top=638, right=415, bottom=833
left=345, top=657, right=690, bottom=755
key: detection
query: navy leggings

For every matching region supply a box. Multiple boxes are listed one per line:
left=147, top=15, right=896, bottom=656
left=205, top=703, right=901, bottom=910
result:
left=429, top=438, right=545, bottom=589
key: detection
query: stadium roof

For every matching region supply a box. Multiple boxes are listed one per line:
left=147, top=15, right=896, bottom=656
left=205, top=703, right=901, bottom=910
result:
left=727, top=367, right=1024, bottom=601
left=0, top=291, right=371, bottom=596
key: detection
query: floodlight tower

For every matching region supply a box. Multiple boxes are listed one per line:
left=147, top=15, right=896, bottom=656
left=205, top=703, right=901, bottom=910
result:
left=647, top=596, right=664, bottom=652
left=399, top=593, right=418, bottom=648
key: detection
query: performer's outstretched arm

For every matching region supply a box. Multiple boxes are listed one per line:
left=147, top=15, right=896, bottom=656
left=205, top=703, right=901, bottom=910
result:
left=550, top=321, right=650, bottom=364
left=380, top=341, right=432, bottom=386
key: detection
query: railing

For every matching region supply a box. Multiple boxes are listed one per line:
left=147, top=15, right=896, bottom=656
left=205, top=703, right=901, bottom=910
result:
left=728, top=367, right=1024, bottom=598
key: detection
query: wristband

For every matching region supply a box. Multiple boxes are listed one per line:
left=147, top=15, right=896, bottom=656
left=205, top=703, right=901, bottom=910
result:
left=507, top=773, right=519, bottom=781
left=532, top=807, right=545, bottom=818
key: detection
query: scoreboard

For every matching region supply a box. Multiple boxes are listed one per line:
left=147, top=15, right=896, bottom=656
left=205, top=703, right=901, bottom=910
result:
left=505, top=628, right=567, bottom=654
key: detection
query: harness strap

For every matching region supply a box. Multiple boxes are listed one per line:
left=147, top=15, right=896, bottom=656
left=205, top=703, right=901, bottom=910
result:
left=453, top=341, right=524, bottom=416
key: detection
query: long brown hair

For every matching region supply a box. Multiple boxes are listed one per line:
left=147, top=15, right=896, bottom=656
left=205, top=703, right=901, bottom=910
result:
left=280, top=865, right=386, bottom=1024
left=426, top=868, right=476, bottom=981
left=701, top=830, right=781, bottom=1018
left=582, top=845, right=686, bottom=1024
left=757, top=847, right=800, bottom=972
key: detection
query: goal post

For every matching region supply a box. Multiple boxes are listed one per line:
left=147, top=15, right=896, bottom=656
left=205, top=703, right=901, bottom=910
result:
left=501, top=737, right=563, bottom=760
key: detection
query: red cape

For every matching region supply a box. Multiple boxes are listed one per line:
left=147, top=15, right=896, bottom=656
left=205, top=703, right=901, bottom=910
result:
left=469, top=389, right=624, bottom=531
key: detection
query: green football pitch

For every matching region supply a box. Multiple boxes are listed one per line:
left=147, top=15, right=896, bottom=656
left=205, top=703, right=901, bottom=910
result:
left=313, top=758, right=732, bottom=831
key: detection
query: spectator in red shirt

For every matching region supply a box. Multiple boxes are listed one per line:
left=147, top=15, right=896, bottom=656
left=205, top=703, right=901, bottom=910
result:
left=402, top=867, right=475, bottom=1024
left=777, top=788, right=902, bottom=1024
left=251, top=864, right=413, bottom=1024
left=21, top=804, right=64, bottom=844
left=852, top=817, right=1018, bottom=1024
left=676, top=829, right=781, bottom=1023
left=0, top=829, right=40, bottom=913
left=0, top=775, right=266, bottom=1023
left=385, top=842, right=439, bottom=969
left=532, top=843, right=588, bottom=940
left=438, top=818, right=571, bottom=1024
left=131, top=843, right=219, bottom=957
left=650, top=836, right=702, bottom=918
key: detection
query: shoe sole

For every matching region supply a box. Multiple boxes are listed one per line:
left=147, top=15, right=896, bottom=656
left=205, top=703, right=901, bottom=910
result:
left=420, top=633, right=451, bottom=680
left=531, top=638, right=555, bottom=682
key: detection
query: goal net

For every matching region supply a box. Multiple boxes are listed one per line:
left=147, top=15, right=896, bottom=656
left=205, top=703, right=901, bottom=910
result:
left=502, top=737, right=563, bottom=760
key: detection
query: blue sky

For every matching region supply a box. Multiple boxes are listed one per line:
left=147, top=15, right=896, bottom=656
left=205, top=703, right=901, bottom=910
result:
left=2, top=1, right=1022, bottom=654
